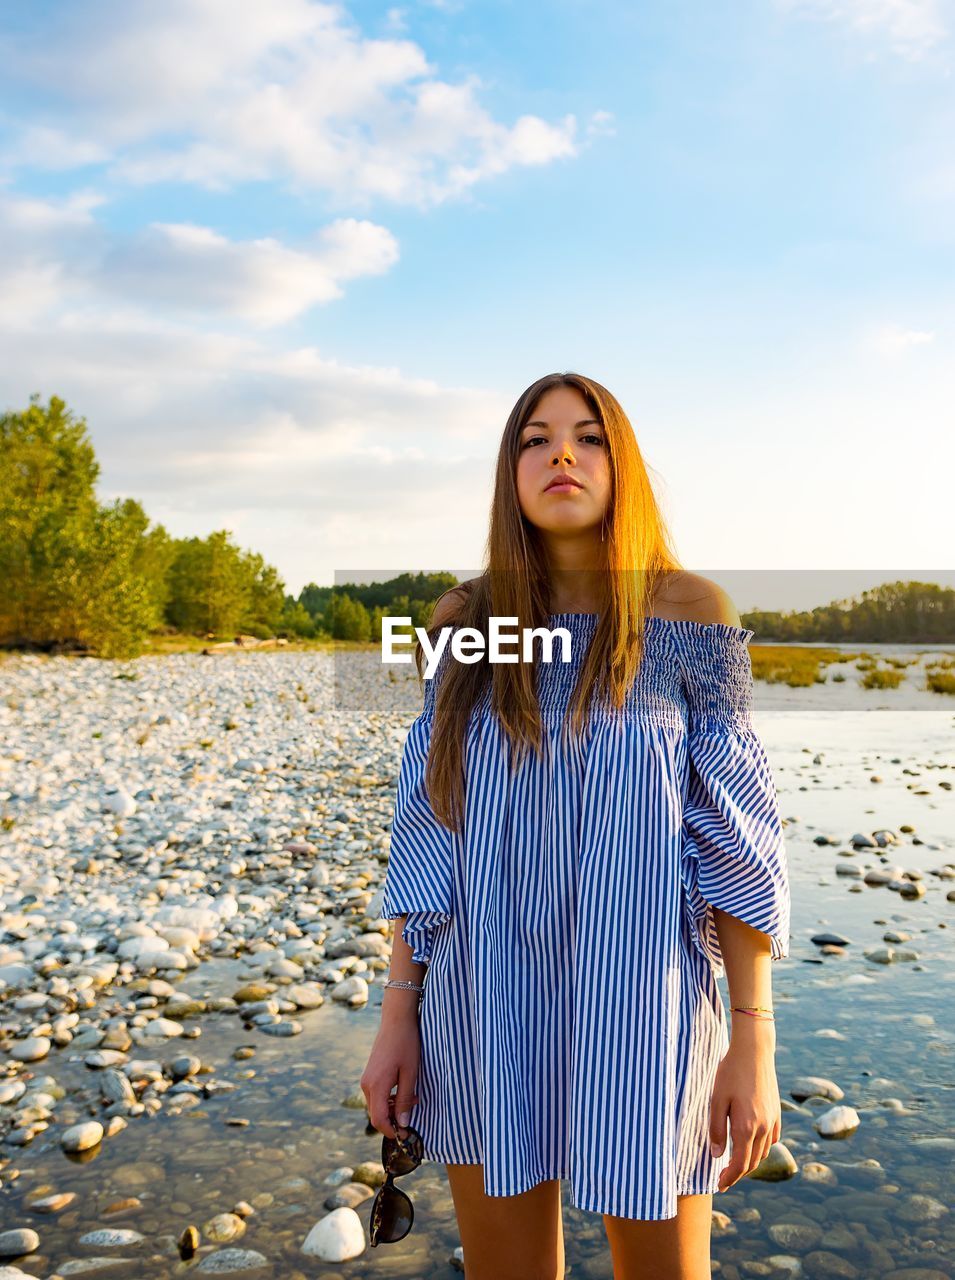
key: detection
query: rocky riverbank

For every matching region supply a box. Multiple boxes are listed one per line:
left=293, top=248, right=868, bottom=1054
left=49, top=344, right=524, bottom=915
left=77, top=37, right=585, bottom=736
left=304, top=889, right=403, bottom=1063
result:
left=0, top=649, right=953, bottom=1278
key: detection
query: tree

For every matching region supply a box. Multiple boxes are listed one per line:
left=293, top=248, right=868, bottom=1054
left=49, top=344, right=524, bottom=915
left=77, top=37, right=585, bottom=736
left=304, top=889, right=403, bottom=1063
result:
left=0, top=394, right=170, bottom=654
left=165, top=531, right=250, bottom=635
left=244, top=552, right=287, bottom=634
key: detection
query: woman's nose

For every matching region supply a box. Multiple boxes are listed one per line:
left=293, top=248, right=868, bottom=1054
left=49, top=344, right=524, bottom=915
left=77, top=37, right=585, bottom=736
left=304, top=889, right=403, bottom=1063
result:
left=551, top=445, right=575, bottom=465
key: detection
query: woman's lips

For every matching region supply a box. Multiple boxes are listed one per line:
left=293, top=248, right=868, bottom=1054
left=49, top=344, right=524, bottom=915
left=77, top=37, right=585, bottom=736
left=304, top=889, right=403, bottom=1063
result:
left=545, top=481, right=583, bottom=493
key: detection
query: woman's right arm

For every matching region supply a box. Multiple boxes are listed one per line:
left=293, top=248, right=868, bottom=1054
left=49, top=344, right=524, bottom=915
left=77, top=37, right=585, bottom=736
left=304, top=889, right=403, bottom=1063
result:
left=361, top=913, right=426, bottom=1140
left=361, top=586, right=471, bottom=1139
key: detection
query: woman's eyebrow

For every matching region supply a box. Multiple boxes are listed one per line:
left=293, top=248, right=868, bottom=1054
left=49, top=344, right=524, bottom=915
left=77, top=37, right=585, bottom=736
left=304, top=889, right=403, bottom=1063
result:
left=523, top=418, right=601, bottom=429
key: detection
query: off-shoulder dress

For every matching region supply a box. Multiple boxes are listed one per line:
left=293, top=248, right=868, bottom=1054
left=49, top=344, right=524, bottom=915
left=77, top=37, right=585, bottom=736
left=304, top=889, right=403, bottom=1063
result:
left=379, top=612, right=791, bottom=1221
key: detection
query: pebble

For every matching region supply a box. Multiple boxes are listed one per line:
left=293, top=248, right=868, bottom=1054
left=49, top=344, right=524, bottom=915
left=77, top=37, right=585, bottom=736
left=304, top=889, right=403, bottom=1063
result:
left=790, top=1076, right=844, bottom=1102
left=301, top=1207, right=366, bottom=1261
left=330, top=976, right=368, bottom=1005
left=57, top=1259, right=134, bottom=1275
left=77, top=1229, right=144, bottom=1247
left=204, top=1213, right=246, bottom=1243
left=0, top=1231, right=40, bottom=1259
left=195, top=1248, right=270, bottom=1273
left=29, top=1193, right=77, bottom=1213
left=62, top=1121, right=105, bottom=1153
left=815, top=1105, right=861, bottom=1137
left=1, top=649, right=951, bottom=1279
left=768, top=1221, right=822, bottom=1250
left=10, top=1036, right=51, bottom=1062
left=746, top=1142, right=798, bottom=1180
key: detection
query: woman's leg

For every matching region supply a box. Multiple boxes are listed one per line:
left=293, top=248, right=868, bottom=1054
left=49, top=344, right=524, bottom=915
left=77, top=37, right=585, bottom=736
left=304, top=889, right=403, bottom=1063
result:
left=602, top=1192, right=713, bottom=1280
left=445, top=1163, right=566, bottom=1280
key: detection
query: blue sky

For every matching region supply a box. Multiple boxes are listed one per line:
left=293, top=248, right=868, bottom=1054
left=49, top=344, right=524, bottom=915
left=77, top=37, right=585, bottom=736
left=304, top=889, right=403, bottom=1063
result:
left=1, top=0, right=952, bottom=605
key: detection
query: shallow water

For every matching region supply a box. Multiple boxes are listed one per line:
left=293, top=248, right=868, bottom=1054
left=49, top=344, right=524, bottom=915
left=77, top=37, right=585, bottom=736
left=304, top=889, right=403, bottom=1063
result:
left=0, top=651, right=953, bottom=1278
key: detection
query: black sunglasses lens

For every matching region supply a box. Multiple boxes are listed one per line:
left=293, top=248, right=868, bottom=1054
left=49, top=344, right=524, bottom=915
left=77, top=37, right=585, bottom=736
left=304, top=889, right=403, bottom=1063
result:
left=382, top=1127, right=423, bottom=1175
left=371, top=1184, right=414, bottom=1244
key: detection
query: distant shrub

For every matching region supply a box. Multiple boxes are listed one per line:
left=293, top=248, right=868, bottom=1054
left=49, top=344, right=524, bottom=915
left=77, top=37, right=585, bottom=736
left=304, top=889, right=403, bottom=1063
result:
left=926, top=670, right=955, bottom=695
left=861, top=668, right=904, bottom=689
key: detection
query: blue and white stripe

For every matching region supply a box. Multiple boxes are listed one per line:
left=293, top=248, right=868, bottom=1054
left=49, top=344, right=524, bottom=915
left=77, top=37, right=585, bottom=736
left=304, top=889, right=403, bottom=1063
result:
left=380, top=612, right=791, bottom=1221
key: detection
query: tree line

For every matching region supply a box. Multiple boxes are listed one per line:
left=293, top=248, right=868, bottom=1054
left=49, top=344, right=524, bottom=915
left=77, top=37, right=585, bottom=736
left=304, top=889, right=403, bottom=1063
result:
left=0, top=394, right=457, bottom=658
left=3, top=395, right=952, bottom=658
left=745, top=581, right=955, bottom=644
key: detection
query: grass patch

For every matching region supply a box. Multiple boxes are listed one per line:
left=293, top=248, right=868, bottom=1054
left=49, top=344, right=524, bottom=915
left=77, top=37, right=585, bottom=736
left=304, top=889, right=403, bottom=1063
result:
left=749, top=645, right=850, bottom=688
left=861, top=667, right=905, bottom=689
left=926, top=669, right=955, bottom=695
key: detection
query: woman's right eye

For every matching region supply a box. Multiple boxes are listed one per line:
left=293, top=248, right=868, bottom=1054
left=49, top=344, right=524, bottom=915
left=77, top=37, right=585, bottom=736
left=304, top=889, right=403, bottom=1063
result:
left=522, top=436, right=546, bottom=448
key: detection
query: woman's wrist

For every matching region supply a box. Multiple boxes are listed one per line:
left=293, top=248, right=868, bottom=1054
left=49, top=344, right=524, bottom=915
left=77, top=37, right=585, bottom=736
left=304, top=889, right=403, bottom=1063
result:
left=728, top=1009, right=776, bottom=1047
left=381, top=985, right=423, bottom=1025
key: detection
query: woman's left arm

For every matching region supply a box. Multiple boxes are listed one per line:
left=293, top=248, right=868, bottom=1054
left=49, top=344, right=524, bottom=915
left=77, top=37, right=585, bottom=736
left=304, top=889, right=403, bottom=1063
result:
left=709, top=906, right=781, bottom=1192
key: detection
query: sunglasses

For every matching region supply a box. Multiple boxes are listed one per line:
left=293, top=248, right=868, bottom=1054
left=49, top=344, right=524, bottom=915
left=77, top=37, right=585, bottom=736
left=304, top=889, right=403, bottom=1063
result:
left=369, top=1105, right=423, bottom=1247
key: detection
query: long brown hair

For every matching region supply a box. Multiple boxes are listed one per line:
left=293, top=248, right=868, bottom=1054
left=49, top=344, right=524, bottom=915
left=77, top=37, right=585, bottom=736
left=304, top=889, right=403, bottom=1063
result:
left=416, top=371, right=682, bottom=834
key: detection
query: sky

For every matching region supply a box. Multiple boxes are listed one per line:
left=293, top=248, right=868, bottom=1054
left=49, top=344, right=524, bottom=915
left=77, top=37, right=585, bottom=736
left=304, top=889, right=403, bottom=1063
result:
left=1, top=0, right=953, bottom=608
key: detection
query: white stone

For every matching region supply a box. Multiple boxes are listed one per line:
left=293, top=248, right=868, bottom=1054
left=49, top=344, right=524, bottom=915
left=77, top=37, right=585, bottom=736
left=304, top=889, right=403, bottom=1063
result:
left=301, top=1207, right=366, bottom=1261
left=62, top=1121, right=104, bottom=1152
left=140, top=1018, right=184, bottom=1039
left=102, top=788, right=137, bottom=817
left=78, top=1229, right=145, bottom=1247
left=814, top=1105, right=861, bottom=1138
left=11, top=1037, right=51, bottom=1062
left=330, top=976, right=368, bottom=1004
left=118, top=934, right=167, bottom=960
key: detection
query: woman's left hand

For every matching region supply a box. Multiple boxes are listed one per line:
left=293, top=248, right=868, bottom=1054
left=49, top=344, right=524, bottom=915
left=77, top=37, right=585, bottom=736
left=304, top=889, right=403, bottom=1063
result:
left=708, top=1037, right=782, bottom=1192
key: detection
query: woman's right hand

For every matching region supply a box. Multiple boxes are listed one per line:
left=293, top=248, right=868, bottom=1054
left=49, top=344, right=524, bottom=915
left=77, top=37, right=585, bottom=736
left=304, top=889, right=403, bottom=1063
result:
left=361, top=1013, right=421, bottom=1141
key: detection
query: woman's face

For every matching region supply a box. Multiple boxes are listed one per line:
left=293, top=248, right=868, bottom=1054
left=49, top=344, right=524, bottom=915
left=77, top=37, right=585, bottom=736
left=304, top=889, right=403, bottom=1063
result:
left=515, top=384, right=612, bottom=539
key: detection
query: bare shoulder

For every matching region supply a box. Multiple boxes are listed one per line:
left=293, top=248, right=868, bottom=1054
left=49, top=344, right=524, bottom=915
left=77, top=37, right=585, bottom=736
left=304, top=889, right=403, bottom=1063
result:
left=428, top=577, right=479, bottom=630
left=651, top=571, right=742, bottom=627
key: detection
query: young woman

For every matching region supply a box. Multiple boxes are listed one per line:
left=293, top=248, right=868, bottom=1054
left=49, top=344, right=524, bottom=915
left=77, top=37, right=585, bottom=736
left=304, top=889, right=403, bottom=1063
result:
left=361, top=371, right=791, bottom=1280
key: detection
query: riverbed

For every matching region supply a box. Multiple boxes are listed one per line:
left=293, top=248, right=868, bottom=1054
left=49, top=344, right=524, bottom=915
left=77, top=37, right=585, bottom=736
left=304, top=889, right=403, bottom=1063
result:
left=0, top=645, right=952, bottom=1278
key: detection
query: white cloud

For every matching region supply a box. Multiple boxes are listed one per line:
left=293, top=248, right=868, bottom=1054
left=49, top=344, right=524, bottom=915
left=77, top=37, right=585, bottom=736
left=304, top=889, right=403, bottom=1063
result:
left=0, top=308, right=508, bottom=591
left=872, top=322, right=937, bottom=352
left=101, top=218, right=400, bottom=327
left=0, top=185, right=505, bottom=583
left=0, top=0, right=589, bottom=207
left=0, top=192, right=399, bottom=327
left=776, top=0, right=949, bottom=59
left=587, top=111, right=617, bottom=139
left=382, top=8, right=409, bottom=33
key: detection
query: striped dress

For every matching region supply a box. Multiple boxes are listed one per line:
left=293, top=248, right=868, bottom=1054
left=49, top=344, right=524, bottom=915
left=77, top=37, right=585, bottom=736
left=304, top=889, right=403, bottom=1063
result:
left=378, top=612, right=791, bottom=1221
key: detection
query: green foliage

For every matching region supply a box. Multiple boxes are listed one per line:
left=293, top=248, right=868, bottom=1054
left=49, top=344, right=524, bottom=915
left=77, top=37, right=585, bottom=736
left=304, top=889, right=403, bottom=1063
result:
left=0, top=394, right=173, bottom=656
left=298, top=573, right=458, bottom=640
left=163, top=531, right=290, bottom=638
left=279, top=600, right=317, bottom=637
left=324, top=592, right=372, bottom=641
left=0, top=393, right=291, bottom=656
left=744, top=581, right=955, bottom=643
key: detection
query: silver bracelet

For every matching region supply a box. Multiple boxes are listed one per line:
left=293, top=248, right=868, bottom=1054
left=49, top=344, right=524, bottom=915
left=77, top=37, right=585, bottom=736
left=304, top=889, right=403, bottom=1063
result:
left=384, top=979, right=425, bottom=995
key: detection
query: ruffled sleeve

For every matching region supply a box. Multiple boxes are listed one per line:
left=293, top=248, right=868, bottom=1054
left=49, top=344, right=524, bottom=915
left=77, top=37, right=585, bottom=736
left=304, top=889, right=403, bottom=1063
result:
left=379, top=664, right=454, bottom=964
left=674, top=622, right=791, bottom=981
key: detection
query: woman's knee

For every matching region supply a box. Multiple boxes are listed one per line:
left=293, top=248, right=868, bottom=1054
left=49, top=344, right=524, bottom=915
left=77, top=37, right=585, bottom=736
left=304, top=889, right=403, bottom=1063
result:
left=445, top=1163, right=565, bottom=1280
left=602, top=1193, right=712, bottom=1280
